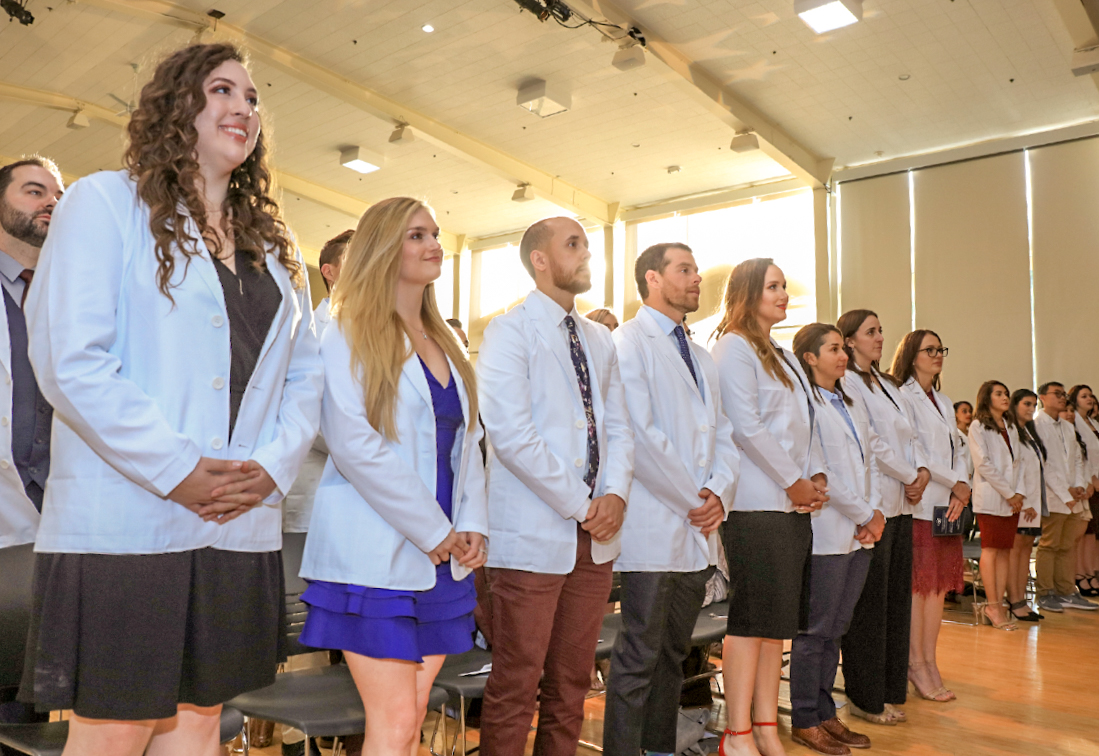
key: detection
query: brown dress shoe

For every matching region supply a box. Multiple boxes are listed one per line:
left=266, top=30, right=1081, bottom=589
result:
left=821, top=717, right=872, bottom=749
left=791, top=726, right=851, bottom=756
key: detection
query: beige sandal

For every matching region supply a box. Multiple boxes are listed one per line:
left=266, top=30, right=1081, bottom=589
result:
left=848, top=702, right=896, bottom=725
left=884, top=703, right=906, bottom=722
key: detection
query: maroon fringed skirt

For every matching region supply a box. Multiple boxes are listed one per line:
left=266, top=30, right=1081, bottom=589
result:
left=911, top=519, right=964, bottom=596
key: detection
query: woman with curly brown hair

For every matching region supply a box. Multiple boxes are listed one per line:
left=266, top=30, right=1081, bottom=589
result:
left=18, top=43, right=322, bottom=755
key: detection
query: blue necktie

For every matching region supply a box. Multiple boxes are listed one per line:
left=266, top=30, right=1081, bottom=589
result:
left=673, top=325, right=698, bottom=387
left=564, top=316, right=599, bottom=492
left=830, top=393, right=863, bottom=461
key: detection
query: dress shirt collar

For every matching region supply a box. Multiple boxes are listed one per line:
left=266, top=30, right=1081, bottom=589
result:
left=641, top=304, right=681, bottom=336
left=0, top=248, right=26, bottom=285
left=529, top=287, right=581, bottom=327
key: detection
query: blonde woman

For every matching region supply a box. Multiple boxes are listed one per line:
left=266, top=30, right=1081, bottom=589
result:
left=299, top=198, right=488, bottom=756
left=584, top=307, right=620, bottom=332
left=710, top=258, right=827, bottom=756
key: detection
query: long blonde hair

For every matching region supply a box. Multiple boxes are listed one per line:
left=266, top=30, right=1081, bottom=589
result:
left=331, top=197, right=477, bottom=440
left=712, top=257, right=793, bottom=390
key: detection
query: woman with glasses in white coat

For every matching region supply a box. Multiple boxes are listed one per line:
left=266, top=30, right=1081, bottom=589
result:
left=892, top=330, right=970, bottom=704
left=968, top=381, right=1025, bottom=631
left=298, top=198, right=488, bottom=756
left=711, top=258, right=827, bottom=756
left=1068, top=385, right=1099, bottom=596
left=788, top=323, right=883, bottom=756
left=837, top=309, right=928, bottom=726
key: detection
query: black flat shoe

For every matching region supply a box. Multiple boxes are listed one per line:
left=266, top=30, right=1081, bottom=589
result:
left=1076, top=577, right=1099, bottom=597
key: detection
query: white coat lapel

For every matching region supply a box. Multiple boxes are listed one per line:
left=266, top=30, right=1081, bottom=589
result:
left=526, top=296, right=583, bottom=410
left=400, top=343, right=434, bottom=411
left=180, top=213, right=230, bottom=310
left=252, top=251, right=294, bottom=368
left=639, top=309, right=701, bottom=401
left=0, top=297, right=10, bottom=382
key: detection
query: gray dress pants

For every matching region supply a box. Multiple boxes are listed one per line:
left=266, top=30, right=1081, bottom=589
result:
left=604, top=567, right=714, bottom=756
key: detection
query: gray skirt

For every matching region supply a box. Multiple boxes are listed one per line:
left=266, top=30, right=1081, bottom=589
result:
left=723, top=511, right=813, bottom=640
left=19, top=547, right=285, bottom=720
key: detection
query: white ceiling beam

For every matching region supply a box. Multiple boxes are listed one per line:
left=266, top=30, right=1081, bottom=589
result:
left=564, top=0, right=833, bottom=188
left=73, top=0, right=618, bottom=224
left=1050, top=0, right=1099, bottom=94
left=0, top=80, right=459, bottom=253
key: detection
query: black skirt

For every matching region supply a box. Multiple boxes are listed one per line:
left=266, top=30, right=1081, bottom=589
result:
left=723, top=510, right=812, bottom=640
left=19, top=547, right=285, bottom=720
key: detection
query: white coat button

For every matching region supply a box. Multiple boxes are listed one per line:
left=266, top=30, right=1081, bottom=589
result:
left=576, top=419, right=585, bottom=429
left=212, top=377, right=225, bottom=390
left=700, top=424, right=708, bottom=432
left=212, top=315, right=224, bottom=327
left=0, top=417, right=8, bottom=427
left=575, top=458, right=584, bottom=467
left=699, top=458, right=707, bottom=467
left=0, top=460, right=8, bottom=469
left=211, top=437, right=224, bottom=450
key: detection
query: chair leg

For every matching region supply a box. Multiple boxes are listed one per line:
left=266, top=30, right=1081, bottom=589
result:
left=240, top=716, right=250, bottom=756
left=332, top=737, right=343, bottom=756
left=430, top=702, right=447, bottom=756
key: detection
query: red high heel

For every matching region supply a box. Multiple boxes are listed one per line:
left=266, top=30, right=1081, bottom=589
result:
left=719, top=727, right=753, bottom=756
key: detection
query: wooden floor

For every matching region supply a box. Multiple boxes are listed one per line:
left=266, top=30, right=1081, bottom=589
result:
left=242, top=602, right=1099, bottom=756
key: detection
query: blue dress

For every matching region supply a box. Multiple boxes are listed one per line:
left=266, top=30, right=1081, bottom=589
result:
left=298, top=359, right=477, bottom=662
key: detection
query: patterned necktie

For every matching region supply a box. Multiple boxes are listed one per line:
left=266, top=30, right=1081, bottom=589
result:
left=18, top=269, right=33, bottom=310
left=673, top=325, right=698, bottom=387
left=564, top=315, right=599, bottom=492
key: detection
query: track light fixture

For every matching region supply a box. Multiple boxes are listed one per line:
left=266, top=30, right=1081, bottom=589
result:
left=1, top=0, right=33, bottom=25
left=389, top=124, right=415, bottom=146
left=512, top=184, right=535, bottom=203
left=730, top=132, right=760, bottom=153
left=66, top=109, right=90, bottom=130
left=795, top=0, right=862, bottom=34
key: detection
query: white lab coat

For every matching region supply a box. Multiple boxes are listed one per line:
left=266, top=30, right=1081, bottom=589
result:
left=1016, top=429, right=1046, bottom=520
left=844, top=369, right=921, bottom=519
left=969, top=422, right=1024, bottom=517
left=282, top=297, right=336, bottom=533
left=0, top=297, right=40, bottom=549
left=1034, top=411, right=1086, bottom=515
left=1074, top=414, right=1099, bottom=486
left=899, top=380, right=966, bottom=521
left=612, top=307, right=739, bottom=572
left=957, top=431, right=974, bottom=482
left=299, top=324, right=488, bottom=589
left=810, top=384, right=878, bottom=555
left=476, top=289, right=634, bottom=574
left=26, top=170, right=323, bottom=554
left=711, top=332, right=824, bottom=513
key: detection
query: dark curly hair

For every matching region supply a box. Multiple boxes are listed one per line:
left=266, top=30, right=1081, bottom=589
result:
left=123, top=43, right=301, bottom=299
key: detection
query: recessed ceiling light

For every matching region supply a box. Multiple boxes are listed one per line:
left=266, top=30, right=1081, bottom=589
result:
left=516, top=79, right=571, bottom=118
left=339, top=146, right=384, bottom=174
left=899, top=74, right=911, bottom=81
left=795, top=0, right=862, bottom=34
left=422, top=23, right=434, bottom=33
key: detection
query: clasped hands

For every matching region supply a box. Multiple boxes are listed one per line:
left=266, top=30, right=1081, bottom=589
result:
left=855, top=509, right=886, bottom=546
left=427, top=530, right=487, bottom=569
left=786, top=474, right=829, bottom=514
left=689, top=488, right=724, bottom=536
left=582, top=493, right=626, bottom=542
left=169, top=457, right=277, bottom=525
left=904, top=468, right=932, bottom=504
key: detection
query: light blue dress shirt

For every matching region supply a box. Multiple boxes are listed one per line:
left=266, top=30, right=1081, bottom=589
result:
left=641, top=305, right=705, bottom=399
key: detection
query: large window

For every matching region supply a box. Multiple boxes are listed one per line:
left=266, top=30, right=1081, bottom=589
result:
left=632, top=191, right=815, bottom=347
left=435, top=255, right=455, bottom=320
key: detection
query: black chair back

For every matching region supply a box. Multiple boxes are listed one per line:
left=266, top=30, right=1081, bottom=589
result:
left=0, top=544, right=36, bottom=689
left=282, top=532, right=318, bottom=657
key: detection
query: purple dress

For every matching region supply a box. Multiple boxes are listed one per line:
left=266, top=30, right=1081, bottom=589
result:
left=299, top=359, right=476, bottom=661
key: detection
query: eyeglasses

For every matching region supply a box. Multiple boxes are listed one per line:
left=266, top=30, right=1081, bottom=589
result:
left=919, top=347, right=949, bottom=358
left=1047, top=391, right=1067, bottom=399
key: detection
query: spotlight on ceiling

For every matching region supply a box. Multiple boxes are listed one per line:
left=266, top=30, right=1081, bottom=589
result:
left=339, top=146, right=384, bottom=174
left=422, top=23, right=434, bottom=32
left=389, top=124, right=415, bottom=146
left=66, top=109, right=90, bottom=130
left=512, top=184, right=535, bottom=202
left=730, top=132, right=760, bottom=153
left=517, top=79, right=571, bottom=118
left=612, top=44, right=646, bottom=72
left=795, top=0, right=862, bottom=34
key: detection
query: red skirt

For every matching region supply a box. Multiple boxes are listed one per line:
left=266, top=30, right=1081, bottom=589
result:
left=977, top=513, right=1020, bottom=550
left=911, top=519, right=964, bottom=596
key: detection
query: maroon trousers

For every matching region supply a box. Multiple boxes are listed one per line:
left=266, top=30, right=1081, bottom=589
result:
left=479, top=527, right=613, bottom=756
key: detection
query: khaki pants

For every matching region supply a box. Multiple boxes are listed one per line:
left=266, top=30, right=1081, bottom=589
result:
left=1036, top=513, right=1088, bottom=595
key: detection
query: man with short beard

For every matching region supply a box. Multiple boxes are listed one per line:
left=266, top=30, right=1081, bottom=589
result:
left=604, top=243, right=740, bottom=756
left=477, top=217, right=634, bottom=756
left=0, top=155, right=63, bottom=749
